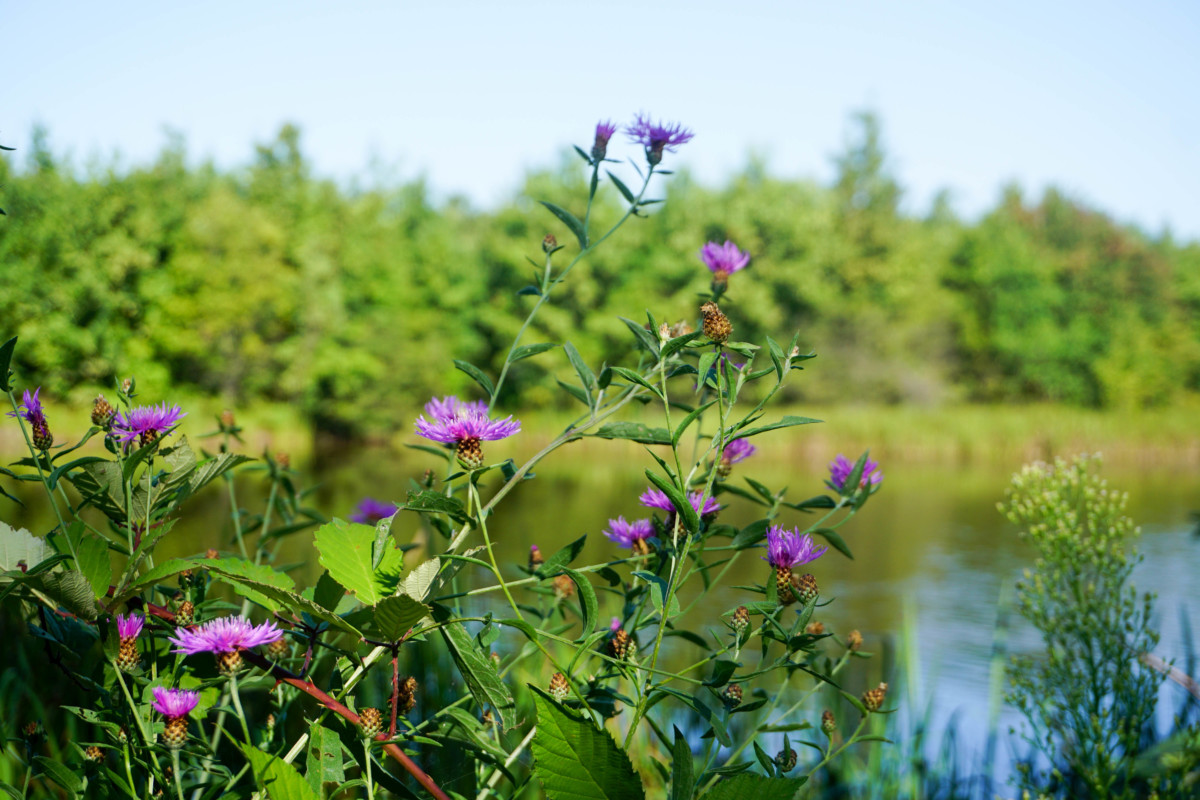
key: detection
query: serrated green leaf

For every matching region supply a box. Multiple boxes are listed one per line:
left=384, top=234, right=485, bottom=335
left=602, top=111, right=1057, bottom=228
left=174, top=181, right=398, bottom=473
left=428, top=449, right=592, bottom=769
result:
left=373, top=595, right=430, bottom=641
left=592, top=421, right=671, bottom=445
left=28, top=569, right=100, bottom=619
left=702, top=774, right=808, bottom=799
left=241, top=743, right=320, bottom=800
left=539, top=200, right=588, bottom=249
left=205, top=557, right=296, bottom=611
left=400, top=557, right=440, bottom=601
left=203, top=564, right=362, bottom=637
left=618, top=317, right=660, bottom=358
left=313, top=570, right=346, bottom=611
left=0, top=522, right=49, bottom=572
left=432, top=603, right=517, bottom=729
left=670, top=726, right=695, bottom=800
left=305, top=723, right=345, bottom=794
left=531, top=687, right=645, bottom=800
left=74, top=534, right=111, bottom=598
left=453, top=360, right=495, bottom=397
left=398, top=489, right=474, bottom=525
left=314, top=519, right=403, bottom=606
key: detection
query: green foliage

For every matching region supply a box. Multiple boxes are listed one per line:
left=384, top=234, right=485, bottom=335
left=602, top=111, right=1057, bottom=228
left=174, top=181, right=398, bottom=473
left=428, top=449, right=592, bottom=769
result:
left=531, top=688, right=645, bottom=800
left=1000, top=455, right=1163, bottom=798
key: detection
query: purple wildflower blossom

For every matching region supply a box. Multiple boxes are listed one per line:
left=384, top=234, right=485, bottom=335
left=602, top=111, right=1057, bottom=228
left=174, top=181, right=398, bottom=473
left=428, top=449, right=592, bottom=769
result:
left=350, top=497, right=396, bottom=524
left=423, top=395, right=488, bottom=424
left=626, top=114, right=694, bottom=165
left=592, top=120, right=617, bottom=161
left=604, top=516, right=655, bottom=549
left=7, top=388, right=47, bottom=427
left=762, top=525, right=826, bottom=569
left=414, top=409, right=520, bottom=445
left=110, top=402, right=186, bottom=447
left=699, top=241, right=751, bottom=278
left=722, top=438, right=756, bottom=465
left=151, top=687, right=200, bottom=718
left=827, top=454, right=883, bottom=494
left=168, top=616, right=283, bottom=655
left=638, top=488, right=721, bottom=517
left=117, top=612, right=144, bottom=640
left=610, top=617, right=622, bottom=632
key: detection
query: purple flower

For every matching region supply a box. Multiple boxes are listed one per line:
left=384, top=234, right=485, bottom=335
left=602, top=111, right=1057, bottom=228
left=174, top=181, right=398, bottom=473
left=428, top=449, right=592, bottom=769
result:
left=7, top=388, right=47, bottom=427
left=117, top=612, right=144, bottom=640
left=604, top=516, right=655, bottom=550
left=609, top=616, right=622, bottom=632
left=626, top=114, right=694, bottom=165
left=350, top=497, right=396, bottom=524
left=763, top=526, right=826, bottom=569
left=722, top=438, right=756, bottom=465
left=415, top=399, right=520, bottom=469
left=110, top=402, right=186, bottom=448
left=152, top=687, right=199, bottom=718
left=168, top=616, right=283, bottom=655
left=827, top=454, right=883, bottom=494
left=700, top=241, right=751, bottom=280
left=423, top=395, right=488, bottom=424
left=639, top=488, right=721, bottom=517
left=592, top=120, right=617, bottom=161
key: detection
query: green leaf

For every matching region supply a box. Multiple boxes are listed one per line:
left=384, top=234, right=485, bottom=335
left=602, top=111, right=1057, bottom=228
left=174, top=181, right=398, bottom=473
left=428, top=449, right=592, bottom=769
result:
left=305, top=723, right=345, bottom=794
left=0, top=336, right=15, bottom=392
left=645, top=470, right=700, bottom=536
left=812, top=527, right=854, bottom=559
left=511, top=342, right=559, bottom=362
left=314, top=519, right=404, bottom=606
left=204, top=557, right=296, bottom=611
left=241, top=743, right=321, bottom=800
left=0, top=522, right=49, bottom=572
left=432, top=603, right=517, bottom=729
left=113, top=558, right=194, bottom=603
left=765, top=336, right=786, bottom=382
left=536, top=535, right=587, bottom=577
left=670, top=726, right=695, bottom=800
left=539, top=200, right=588, bottom=249
left=607, top=171, right=637, bottom=204
left=563, top=341, right=597, bottom=404
left=660, top=331, right=703, bottom=361
left=702, top=774, right=808, bottom=799
left=397, top=489, right=474, bottom=526
left=672, top=401, right=715, bottom=448
left=203, top=564, right=363, bottom=637
left=558, top=379, right=591, bottom=407
left=531, top=687, right=646, bottom=800
left=632, top=570, right=680, bottom=617
left=46, top=456, right=106, bottom=491
left=454, top=359, right=495, bottom=397
left=733, top=415, right=822, bottom=439
left=561, top=567, right=598, bottom=641
left=312, top=570, right=347, bottom=611
left=28, top=569, right=100, bottom=619
left=592, top=422, right=670, bottom=445
left=703, top=660, right=738, bottom=688
left=34, top=756, right=83, bottom=794
left=400, top=557, right=441, bottom=601
left=618, top=317, right=660, bottom=358
left=182, top=451, right=254, bottom=498
left=373, top=595, right=430, bottom=641
left=74, top=534, right=111, bottom=598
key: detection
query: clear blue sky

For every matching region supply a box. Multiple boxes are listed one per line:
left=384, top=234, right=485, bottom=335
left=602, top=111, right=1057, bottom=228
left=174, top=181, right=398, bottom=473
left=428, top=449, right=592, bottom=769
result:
left=5, top=1, right=1198, bottom=238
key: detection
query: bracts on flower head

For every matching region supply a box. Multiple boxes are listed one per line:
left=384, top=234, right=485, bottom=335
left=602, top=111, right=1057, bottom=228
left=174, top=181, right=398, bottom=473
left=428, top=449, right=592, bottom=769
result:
left=548, top=672, right=570, bottom=702
left=763, top=526, right=825, bottom=606
left=8, top=388, right=53, bottom=450
left=717, top=437, right=756, bottom=479
left=168, top=615, right=283, bottom=675
left=700, top=301, right=732, bottom=344
left=862, top=682, right=888, bottom=713
left=625, top=114, right=694, bottom=166
left=414, top=397, right=519, bottom=470
left=116, top=612, right=144, bottom=673
left=152, top=688, right=199, bottom=749
left=592, top=119, right=617, bottom=162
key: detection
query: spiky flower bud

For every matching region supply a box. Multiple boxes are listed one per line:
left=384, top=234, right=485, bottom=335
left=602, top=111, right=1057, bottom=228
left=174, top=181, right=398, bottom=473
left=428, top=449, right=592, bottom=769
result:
left=396, top=676, right=418, bottom=714
left=178, top=569, right=194, bottom=588
left=265, top=713, right=276, bottom=733
left=490, top=650, right=502, bottom=668
left=805, top=620, right=826, bottom=636
left=456, top=437, right=484, bottom=470
left=92, top=395, right=115, bottom=428
left=358, top=707, right=383, bottom=738
left=117, top=636, right=140, bottom=673
left=721, top=683, right=743, bottom=710
left=216, top=650, right=244, bottom=676
left=265, top=636, right=290, bottom=661
left=175, top=600, right=195, bottom=627
left=775, top=565, right=796, bottom=606
left=847, top=629, right=863, bottom=652
left=121, top=378, right=134, bottom=395
left=31, top=422, right=53, bottom=451
left=700, top=301, right=732, bottom=344
left=821, top=709, right=836, bottom=735
left=774, top=745, right=797, bottom=772
left=609, top=628, right=634, bottom=660
left=794, top=573, right=819, bottom=605
left=542, top=234, right=558, bottom=253
left=549, top=672, right=570, bottom=701
left=669, top=320, right=695, bottom=338
left=85, top=745, right=104, bottom=763
left=220, top=409, right=235, bottom=429
left=554, top=573, right=575, bottom=599
left=162, top=717, right=188, bottom=749
left=731, top=605, right=750, bottom=635
left=529, top=545, right=544, bottom=571
left=205, top=548, right=219, bottom=560
left=276, top=452, right=290, bottom=470
left=862, top=682, right=888, bottom=712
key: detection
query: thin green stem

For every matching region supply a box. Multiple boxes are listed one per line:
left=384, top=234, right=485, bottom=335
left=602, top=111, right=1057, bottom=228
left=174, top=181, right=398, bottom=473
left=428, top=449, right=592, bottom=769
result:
left=363, top=739, right=375, bottom=799
left=170, top=749, right=185, bottom=800
left=8, top=391, right=72, bottom=553
left=228, top=674, right=253, bottom=746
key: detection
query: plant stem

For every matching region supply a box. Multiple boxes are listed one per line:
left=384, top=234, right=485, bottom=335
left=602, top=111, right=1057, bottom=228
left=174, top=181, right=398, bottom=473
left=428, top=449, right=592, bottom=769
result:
left=363, top=739, right=374, bottom=799
left=228, top=673, right=254, bottom=746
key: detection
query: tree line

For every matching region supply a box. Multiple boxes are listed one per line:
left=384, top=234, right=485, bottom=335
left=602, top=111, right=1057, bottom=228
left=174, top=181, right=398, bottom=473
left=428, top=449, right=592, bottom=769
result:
left=1, top=115, right=1197, bottom=435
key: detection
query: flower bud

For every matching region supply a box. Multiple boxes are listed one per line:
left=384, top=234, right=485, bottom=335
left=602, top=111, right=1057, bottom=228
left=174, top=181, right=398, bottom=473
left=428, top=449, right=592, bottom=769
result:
left=175, top=600, right=195, bottom=627
left=774, top=745, right=797, bottom=772
left=847, top=629, right=863, bottom=652
left=396, top=676, right=418, bottom=714
left=609, top=627, right=634, bottom=660
left=542, top=234, right=557, bottom=253
left=721, top=683, right=743, bottom=710
left=220, top=409, right=235, bottom=429
left=700, top=302, right=732, bottom=345
left=275, top=452, right=290, bottom=470
left=805, top=620, right=826, bottom=636
left=85, top=745, right=105, bottom=763
left=549, top=672, right=570, bottom=701
left=731, top=605, right=750, bottom=635
left=490, top=650, right=502, bottom=668
left=266, top=636, right=290, bottom=661
left=358, top=707, right=383, bottom=738
left=794, top=573, right=819, bottom=605
left=821, top=709, right=836, bottom=735
left=553, top=573, right=575, bottom=599
left=31, top=422, right=53, bottom=451
left=205, top=548, right=219, bottom=560
left=92, top=395, right=115, bottom=428
left=529, top=545, right=544, bottom=571
left=862, top=682, right=888, bottom=712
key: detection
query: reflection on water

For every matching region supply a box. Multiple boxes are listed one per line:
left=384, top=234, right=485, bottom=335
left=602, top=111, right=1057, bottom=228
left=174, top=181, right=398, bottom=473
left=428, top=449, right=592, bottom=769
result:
left=4, top=444, right=1199, bottom=783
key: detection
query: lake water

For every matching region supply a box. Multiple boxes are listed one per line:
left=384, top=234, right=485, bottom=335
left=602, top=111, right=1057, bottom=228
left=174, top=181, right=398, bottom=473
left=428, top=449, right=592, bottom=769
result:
left=4, top=440, right=1198, bottom=789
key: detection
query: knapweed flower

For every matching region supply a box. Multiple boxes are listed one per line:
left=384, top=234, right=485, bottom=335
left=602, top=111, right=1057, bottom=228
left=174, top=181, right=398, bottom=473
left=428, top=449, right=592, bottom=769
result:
left=700, top=301, right=732, bottom=344
left=626, top=113, right=694, bottom=166
left=700, top=240, right=751, bottom=287
left=604, top=516, right=655, bottom=555
left=117, top=612, right=144, bottom=640
left=827, top=454, right=883, bottom=494
left=350, top=497, right=396, bottom=524
left=592, top=119, right=617, bottom=161
left=423, top=395, right=488, bottom=424
left=717, top=437, right=756, bottom=479
left=638, top=488, right=721, bottom=518
left=116, top=612, right=144, bottom=673
left=8, top=388, right=53, bottom=450
left=169, top=615, right=283, bottom=675
left=414, top=401, right=520, bottom=469
left=763, top=525, right=826, bottom=569
left=110, top=402, right=186, bottom=449
left=152, top=687, right=199, bottom=749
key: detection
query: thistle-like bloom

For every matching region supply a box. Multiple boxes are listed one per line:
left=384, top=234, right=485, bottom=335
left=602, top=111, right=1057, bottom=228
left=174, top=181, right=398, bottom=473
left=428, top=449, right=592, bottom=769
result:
left=763, top=525, right=826, bottom=569
left=152, top=687, right=200, bottom=718
left=604, top=516, right=655, bottom=554
left=723, top=438, right=756, bottom=465
left=827, top=454, right=883, bottom=494
left=117, top=612, right=144, bottom=640
left=626, top=114, right=694, bottom=166
left=700, top=241, right=751, bottom=285
left=350, top=497, right=396, bottom=524
left=609, top=617, right=622, bottom=632
left=415, top=402, right=520, bottom=469
left=169, top=616, right=283, bottom=655
left=110, top=402, right=186, bottom=448
left=592, top=119, right=617, bottom=161
left=638, top=488, right=721, bottom=517
left=423, top=395, right=488, bottom=424
left=7, top=388, right=47, bottom=427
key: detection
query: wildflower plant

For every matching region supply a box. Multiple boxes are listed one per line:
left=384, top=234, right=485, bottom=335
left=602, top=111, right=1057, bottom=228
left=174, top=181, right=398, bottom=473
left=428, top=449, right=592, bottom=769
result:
left=0, top=116, right=886, bottom=798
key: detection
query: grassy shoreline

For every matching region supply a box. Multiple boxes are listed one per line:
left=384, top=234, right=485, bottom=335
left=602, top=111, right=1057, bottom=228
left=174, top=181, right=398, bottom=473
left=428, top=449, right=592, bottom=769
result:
left=4, top=398, right=1198, bottom=471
